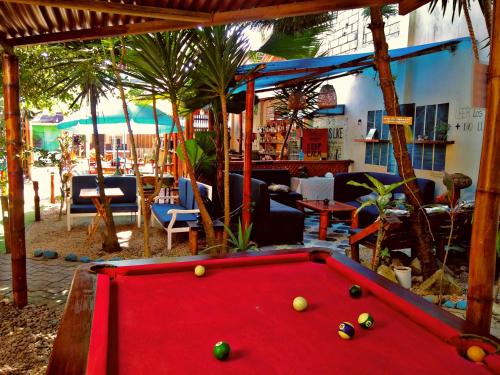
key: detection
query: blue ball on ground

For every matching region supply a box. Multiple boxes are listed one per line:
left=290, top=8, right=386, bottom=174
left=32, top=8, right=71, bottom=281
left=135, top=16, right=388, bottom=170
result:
left=79, top=256, right=91, bottom=263
left=64, top=253, right=78, bottom=262
left=43, top=250, right=58, bottom=259
left=33, top=250, right=43, bottom=257
left=456, top=300, right=467, bottom=310
left=443, top=300, right=456, bottom=309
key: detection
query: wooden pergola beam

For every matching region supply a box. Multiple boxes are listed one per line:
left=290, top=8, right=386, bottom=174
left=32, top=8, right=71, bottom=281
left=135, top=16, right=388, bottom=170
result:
left=399, top=0, right=431, bottom=15
left=6, top=0, right=402, bottom=46
left=212, top=0, right=396, bottom=24
left=0, top=0, right=211, bottom=23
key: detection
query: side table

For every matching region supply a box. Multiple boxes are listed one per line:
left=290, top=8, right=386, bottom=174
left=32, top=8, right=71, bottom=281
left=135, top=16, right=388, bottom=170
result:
left=187, top=219, right=225, bottom=255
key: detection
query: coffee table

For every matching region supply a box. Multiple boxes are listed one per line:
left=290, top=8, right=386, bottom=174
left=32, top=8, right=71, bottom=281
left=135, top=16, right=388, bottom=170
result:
left=296, top=200, right=358, bottom=240
left=79, top=188, right=124, bottom=242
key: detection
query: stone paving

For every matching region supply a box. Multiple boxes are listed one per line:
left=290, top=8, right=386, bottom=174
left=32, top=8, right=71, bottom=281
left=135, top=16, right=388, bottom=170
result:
left=0, top=255, right=79, bottom=310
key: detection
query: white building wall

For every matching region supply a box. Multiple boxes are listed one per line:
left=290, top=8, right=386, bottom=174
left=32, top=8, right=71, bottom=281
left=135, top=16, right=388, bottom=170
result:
left=315, top=6, right=489, bottom=199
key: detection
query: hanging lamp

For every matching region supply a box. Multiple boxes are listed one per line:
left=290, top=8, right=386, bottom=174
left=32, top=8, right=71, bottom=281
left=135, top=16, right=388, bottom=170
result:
left=317, top=84, right=337, bottom=109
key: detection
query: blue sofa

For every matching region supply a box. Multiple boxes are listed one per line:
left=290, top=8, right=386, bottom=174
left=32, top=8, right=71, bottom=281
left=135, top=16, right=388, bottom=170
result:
left=66, top=175, right=140, bottom=230
left=333, top=172, right=436, bottom=228
left=151, top=177, right=212, bottom=250
left=229, top=173, right=304, bottom=245
left=233, top=169, right=303, bottom=208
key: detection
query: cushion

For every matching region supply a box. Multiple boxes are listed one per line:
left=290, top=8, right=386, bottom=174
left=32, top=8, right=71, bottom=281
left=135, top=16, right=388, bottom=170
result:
left=357, top=192, right=378, bottom=203
left=393, top=193, right=406, bottom=201
left=104, top=176, right=137, bottom=204
left=71, top=175, right=98, bottom=205
left=268, top=183, right=290, bottom=193
left=151, top=203, right=198, bottom=227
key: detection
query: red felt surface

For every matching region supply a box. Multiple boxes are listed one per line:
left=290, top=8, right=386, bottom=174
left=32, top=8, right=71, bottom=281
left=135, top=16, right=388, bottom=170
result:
left=91, top=254, right=494, bottom=374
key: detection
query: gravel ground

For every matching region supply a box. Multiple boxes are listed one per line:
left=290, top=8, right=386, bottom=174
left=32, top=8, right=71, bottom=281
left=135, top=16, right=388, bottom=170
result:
left=0, top=301, right=60, bottom=375
left=26, top=204, right=191, bottom=260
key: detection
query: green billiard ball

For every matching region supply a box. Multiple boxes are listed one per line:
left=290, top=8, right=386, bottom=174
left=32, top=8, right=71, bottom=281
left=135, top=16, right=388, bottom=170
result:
left=213, top=341, right=230, bottom=360
left=358, top=313, right=374, bottom=329
left=349, top=284, right=362, bottom=298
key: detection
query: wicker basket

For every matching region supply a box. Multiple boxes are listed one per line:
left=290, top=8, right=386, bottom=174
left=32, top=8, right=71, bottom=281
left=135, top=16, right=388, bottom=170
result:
left=317, top=84, right=337, bottom=109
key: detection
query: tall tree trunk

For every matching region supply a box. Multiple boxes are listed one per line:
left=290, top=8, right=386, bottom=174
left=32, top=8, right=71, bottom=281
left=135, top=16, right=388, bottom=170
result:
left=369, top=7, right=436, bottom=278
left=220, top=95, right=230, bottom=251
left=109, top=44, right=150, bottom=256
left=89, top=85, right=121, bottom=253
left=461, top=0, right=480, bottom=60
left=171, top=101, right=216, bottom=248
left=279, top=110, right=298, bottom=159
left=213, top=109, right=224, bottom=213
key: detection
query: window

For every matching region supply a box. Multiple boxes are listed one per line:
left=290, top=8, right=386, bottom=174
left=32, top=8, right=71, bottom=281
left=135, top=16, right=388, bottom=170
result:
left=365, top=103, right=449, bottom=172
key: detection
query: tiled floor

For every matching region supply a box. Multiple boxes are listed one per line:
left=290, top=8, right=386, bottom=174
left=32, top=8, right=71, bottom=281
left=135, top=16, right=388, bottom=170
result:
left=0, top=256, right=79, bottom=309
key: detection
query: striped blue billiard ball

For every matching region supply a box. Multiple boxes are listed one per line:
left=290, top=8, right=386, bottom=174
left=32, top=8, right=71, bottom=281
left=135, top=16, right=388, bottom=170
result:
left=358, top=313, right=374, bottom=329
left=338, top=322, right=355, bottom=339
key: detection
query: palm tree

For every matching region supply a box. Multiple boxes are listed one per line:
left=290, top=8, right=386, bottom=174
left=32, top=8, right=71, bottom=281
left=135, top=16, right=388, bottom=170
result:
left=191, top=26, right=250, bottom=250
left=368, top=7, right=436, bottom=277
left=124, top=31, right=216, bottom=248
left=49, top=42, right=121, bottom=252
left=106, top=38, right=156, bottom=257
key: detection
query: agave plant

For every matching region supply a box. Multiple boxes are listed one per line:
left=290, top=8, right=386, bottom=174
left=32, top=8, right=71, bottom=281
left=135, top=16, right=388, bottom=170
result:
left=347, top=174, right=415, bottom=270
left=224, top=220, right=257, bottom=253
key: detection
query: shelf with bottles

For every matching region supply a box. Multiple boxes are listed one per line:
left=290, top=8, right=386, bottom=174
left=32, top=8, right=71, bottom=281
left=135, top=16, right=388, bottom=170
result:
left=257, top=119, right=299, bottom=160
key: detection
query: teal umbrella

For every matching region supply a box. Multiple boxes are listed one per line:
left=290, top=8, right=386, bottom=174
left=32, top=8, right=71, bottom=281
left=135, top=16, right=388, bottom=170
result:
left=57, top=101, right=179, bottom=134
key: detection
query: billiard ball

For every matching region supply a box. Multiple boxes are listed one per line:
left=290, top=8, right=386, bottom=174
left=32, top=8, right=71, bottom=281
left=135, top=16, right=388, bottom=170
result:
left=213, top=341, right=231, bottom=360
left=466, top=346, right=486, bottom=363
left=292, top=296, right=308, bottom=311
left=194, top=265, right=205, bottom=277
left=349, top=285, right=362, bottom=298
left=358, top=313, right=374, bottom=329
left=338, top=322, right=355, bottom=339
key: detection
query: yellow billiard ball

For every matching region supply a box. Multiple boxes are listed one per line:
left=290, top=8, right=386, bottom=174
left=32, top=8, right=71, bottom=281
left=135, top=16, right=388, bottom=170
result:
left=194, top=265, right=205, bottom=277
left=293, top=296, right=308, bottom=311
left=466, top=346, right=486, bottom=363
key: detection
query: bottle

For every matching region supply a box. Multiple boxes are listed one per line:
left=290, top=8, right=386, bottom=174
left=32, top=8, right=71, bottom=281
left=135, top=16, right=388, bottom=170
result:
left=298, top=149, right=304, bottom=161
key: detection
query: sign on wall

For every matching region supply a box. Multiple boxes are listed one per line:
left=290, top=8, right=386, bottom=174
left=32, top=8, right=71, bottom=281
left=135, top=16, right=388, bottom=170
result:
left=302, top=128, right=328, bottom=160
left=313, top=116, right=346, bottom=160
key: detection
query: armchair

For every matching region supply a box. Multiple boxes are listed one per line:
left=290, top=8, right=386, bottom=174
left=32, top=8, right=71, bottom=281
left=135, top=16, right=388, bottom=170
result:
left=151, top=177, right=212, bottom=250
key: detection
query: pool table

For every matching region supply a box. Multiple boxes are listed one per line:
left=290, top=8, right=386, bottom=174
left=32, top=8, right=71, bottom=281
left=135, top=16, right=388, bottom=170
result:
left=47, top=249, right=500, bottom=374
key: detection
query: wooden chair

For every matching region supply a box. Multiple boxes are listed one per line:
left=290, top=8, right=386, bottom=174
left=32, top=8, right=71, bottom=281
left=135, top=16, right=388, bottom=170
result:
left=349, top=210, right=473, bottom=268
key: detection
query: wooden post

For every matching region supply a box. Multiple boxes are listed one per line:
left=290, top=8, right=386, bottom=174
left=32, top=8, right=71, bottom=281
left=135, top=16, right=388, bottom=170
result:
left=242, top=75, right=255, bottom=229
left=3, top=52, right=27, bottom=308
left=33, top=181, right=40, bottom=221
left=50, top=172, right=55, bottom=203
left=173, top=133, right=179, bottom=180
left=208, top=111, right=215, bottom=131
left=238, top=113, right=243, bottom=154
left=186, top=113, right=194, bottom=140
left=1, top=196, right=11, bottom=254
left=466, top=1, right=500, bottom=334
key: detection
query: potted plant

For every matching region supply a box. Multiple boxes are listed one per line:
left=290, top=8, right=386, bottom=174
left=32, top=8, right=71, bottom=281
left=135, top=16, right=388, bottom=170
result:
left=436, top=121, right=450, bottom=141
left=347, top=174, right=415, bottom=271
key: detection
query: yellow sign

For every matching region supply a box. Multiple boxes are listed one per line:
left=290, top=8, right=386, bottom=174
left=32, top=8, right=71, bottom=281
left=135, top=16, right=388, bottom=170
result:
left=383, top=116, right=413, bottom=126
